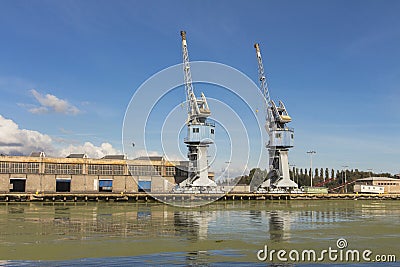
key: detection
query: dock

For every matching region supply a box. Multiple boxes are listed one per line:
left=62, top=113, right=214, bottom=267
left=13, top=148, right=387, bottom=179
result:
left=1, top=192, right=400, bottom=202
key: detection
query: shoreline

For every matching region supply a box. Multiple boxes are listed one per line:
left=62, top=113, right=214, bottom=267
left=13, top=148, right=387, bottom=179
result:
left=1, top=192, right=400, bottom=202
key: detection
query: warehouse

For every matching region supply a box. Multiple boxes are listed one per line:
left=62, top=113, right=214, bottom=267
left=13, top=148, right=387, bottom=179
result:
left=354, top=177, right=400, bottom=194
left=0, top=153, right=188, bottom=193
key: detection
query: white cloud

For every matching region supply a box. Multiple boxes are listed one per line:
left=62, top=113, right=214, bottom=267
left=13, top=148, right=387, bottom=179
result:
left=128, top=149, right=161, bottom=159
left=28, top=89, right=80, bottom=115
left=0, top=115, right=54, bottom=155
left=60, top=142, right=119, bottom=158
left=0, top=115, right=120, bottom=158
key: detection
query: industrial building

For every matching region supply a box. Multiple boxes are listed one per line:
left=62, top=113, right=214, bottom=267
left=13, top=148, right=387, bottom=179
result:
left=0, top=153, right=193, bottom=193
left=354, top=177, right=400, bottom=194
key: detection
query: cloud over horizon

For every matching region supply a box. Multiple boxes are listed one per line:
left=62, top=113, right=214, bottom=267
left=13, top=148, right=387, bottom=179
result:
left=28, top=89, right=80, bottom=115
left=59, top=142, right=119, bottom=158
left=0, top=115, right=119, bottom=158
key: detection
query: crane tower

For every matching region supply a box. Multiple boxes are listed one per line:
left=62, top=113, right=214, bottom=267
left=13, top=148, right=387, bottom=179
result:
left=254, top=43, right=297, bottom=190
left=179, top=31, right=216, bottom=189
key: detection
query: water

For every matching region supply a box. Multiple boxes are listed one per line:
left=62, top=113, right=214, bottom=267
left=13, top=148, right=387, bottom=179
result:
left=0, top=200, right=399, bottom=266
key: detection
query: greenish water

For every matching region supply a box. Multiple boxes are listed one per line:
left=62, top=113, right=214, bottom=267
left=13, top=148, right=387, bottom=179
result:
left=0, top=200, right=399, bottom=265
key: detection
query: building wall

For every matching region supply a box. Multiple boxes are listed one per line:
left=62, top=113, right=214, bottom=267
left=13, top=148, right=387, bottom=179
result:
left=164, top=176, right=176, bottom=192
left=126, top=176, right=138, bottom=193
left=71, top=175, right=86, bottom=192
left=0, top=174, right=9, bottom=193
left=112, top=176, right=126, bottom=193
left=386, top=185, right=400, bottom=193
left=25, top=174, right=40, bottom=193
left=85, top=175, right=98, bottom=193
left=42, top=175, right=56, bottom=192
left=0, top=155, right=182, bottom=193
left=151, top=176, right=164, bottom=192
left=372, top=180, right=400, bottom=193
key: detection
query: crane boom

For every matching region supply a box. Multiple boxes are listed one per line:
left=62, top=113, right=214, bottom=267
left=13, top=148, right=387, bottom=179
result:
left=254, top=43, right=271, bottom=109
left=181, top=31, right=196, bottom=124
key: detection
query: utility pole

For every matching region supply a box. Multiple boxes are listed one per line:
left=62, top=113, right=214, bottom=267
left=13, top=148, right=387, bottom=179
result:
left=307, top=151, right=316, bottom=187
left=225, top=161, right=231, bottom=186
left=342, top=165, right=349, bottom=193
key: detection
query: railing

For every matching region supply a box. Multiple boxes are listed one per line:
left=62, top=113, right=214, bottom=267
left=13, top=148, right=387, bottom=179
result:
left=271, top=127, right=294, bottom=132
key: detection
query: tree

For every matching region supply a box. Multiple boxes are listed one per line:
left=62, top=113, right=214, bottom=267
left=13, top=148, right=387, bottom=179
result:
left=325, top=168, right=329, bottom=180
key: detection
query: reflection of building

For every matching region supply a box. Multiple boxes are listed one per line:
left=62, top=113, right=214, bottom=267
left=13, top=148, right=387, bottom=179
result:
left=0, top=153, right=193, bottom=193
left=174, top=211, right=216, bottom=240
left=354, top=177, right=400, bottom=194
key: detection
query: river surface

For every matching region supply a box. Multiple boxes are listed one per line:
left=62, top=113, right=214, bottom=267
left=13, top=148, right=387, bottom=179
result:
left=0, top=200, right=399, bottom=266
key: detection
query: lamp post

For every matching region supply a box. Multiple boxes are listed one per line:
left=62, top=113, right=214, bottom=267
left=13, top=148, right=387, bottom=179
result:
left=342, top=165, right=349, bottom=193
left=225, top=161, right=231, bottom=186
left=307, top=151, right=316, bottom=187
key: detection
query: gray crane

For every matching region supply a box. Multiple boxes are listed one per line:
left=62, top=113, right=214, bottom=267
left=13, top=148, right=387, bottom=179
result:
left=178, top=31, right=216, bottom=190
left=253, top=43, right=298, bottom=191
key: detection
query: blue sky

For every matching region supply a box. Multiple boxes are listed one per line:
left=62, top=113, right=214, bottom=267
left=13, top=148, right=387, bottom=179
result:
left=0, top=1, right=399, bottom=176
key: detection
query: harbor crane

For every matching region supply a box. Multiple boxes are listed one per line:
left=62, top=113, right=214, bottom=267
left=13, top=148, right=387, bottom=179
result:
left=254, top=43, right=298, bottom=191
left=178, top=31, right=216, bottom=190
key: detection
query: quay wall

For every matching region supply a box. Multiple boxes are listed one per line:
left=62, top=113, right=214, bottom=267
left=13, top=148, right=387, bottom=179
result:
left=0, top=192, right=400, bottom=203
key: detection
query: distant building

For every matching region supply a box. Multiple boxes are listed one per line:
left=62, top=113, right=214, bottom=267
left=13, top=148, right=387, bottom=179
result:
left=0, top=154, right=191, bottom=194
left=30, top=151, right=46, bottom=157
left=354, top=177, right=400, bottom=194
left=66, top=153, right=88, bottom=159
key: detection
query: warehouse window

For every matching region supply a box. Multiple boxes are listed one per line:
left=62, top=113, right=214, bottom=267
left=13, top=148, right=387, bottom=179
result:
left=113, top=165, right=124, bottom=175
left=153, top=166, right=161, bottom=175
left=10, top=163, right=26, bottom=173
left=98, top=165, right=113, bottom=175
left=88, top=164, right=98, bottom=175
left=27, top=163, right=39, bottom=174
left=175, top=167, right=187, bottom=177
left=45, top=163, right=56, bottom=174
left=57, top=164, right=71, bottom=175
left=128, top=165, right=161, bottom=176
left=128, top=165, right=139, bottom=175
left=71, top=164, right=82, bottom=174
left=166, top=166, right=175, bottom=176
left=0, top=162, right=9, bottom=173
left=193, top=128, right=199, bottom=133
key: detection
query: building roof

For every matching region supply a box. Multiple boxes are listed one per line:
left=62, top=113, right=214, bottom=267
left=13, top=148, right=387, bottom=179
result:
left=30, top=151, right=45, bottom=157
left=102, top=155, right=126, bottom=160
left=66, top=153, right=88, bottom=158
left=134, top=156, right=163, bottom=161
left=357, top=177, right=399, bottom=182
